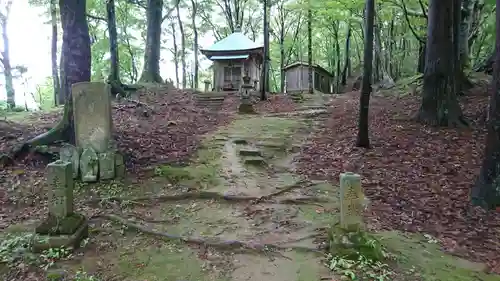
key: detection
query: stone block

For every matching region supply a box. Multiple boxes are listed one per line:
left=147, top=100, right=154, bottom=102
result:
left=46, top=160, right=74, bottom=219
left=239, top=148, right=262, bottom=157
left=33, top=214, right=89, bottom=253
left=59, top=144, right=80, bottom=179
left=80, top=147, right=98, bottom=182
left=99, top=151, right=116, bottom=180
left=339, top=172, right=364, bottom=231
left=72, top=82, right=113, bottom=153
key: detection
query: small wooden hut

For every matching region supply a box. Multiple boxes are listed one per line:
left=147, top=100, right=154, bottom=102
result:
left=283, top=62, right=333, bottom=94
left=200, top=27, right=263, bottom=91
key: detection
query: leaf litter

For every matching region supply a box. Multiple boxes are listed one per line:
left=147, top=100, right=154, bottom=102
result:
left=295, top=88, right=500, bottom=271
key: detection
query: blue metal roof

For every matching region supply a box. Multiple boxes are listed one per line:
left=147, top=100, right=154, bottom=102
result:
left=210, top=54, right=249, bottom=60
left=203, top=32, right=263, bottom=52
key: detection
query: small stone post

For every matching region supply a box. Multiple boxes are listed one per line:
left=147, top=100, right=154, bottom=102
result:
left=59, top=144, right=80, bottom=179
left=204, top=80, right=211, bottom=92
left=47, top=160, right=74, bottom=219
left=339, top=172, right=364, bottom=231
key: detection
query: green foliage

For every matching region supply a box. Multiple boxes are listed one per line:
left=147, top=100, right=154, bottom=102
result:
left=73, top=271, right=100, bottom=281
left=34, top=76, right=56, bottom=110
left=327, top=227, right=394, bottom=280
left=0, top=233, right=36, bottom=266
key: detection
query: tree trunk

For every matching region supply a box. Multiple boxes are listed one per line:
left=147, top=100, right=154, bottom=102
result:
left=261, top=0, right=269, bottom=100
left=333, top=22, right=341, bottom=93
left=356, top=0, right=375, bottom=148
left=307, top=4, right=313, bottom=94
left=176, top=3, right=186, bottom=89
left=341, top=24, right=351, bottom=86
left=171, top=23, right=180, bottom=88
left=19, top=0, right=91, bottom=151
left=139, top=0, right=163, bottom=83
left=190, top=0, right=199, bottom=89
left=416, top=0, right=467, bottom=127
left=417, top=42, right=426, bottom=73
left=106, top=0, right=125, bottom=96
left=50, top=0, right=60, bottom=106
left=0, top=1, right=14, bottom=109
left=279, top=15, right=285, bottom=93
left=471, top=0, right=500, bottom=209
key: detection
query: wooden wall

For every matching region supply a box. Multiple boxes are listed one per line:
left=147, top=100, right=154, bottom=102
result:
left=212, top=57, right=260, bottom=91
left=285, top=65, right=332, bottom=94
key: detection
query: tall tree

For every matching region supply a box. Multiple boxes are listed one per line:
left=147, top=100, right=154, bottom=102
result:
left=170, top=22, right=180, bottom=88
left=415, top=0, right=467, bottom=127
left=471, top=0, right=500, bottom=209
left=139, top=0, right=163, bottom=83
left=307, top=1, right=313, bottom=94
left=176, top=1, right=186, bottom=88
left=106, top=0, right=125, bottom=96
left=261, top=0, right=269, bottom=99
left=356, top=0, right=375, bottom=148
left=50, top=0, right=61, bottom=106
left=22, top=0, right=91, bottom=148
left=341, top=22, right=352, bottom=85
left=0, top=0, right=14, bottom=108
left=190, top=0, right=199, bottom=89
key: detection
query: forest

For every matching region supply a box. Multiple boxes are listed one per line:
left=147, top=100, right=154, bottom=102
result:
left=0, top=0, right=500, bottom=280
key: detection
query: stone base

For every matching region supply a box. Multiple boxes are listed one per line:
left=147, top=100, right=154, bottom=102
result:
left=239, top=148, right=262, bottom=157
left=238, top=103, right=256, bottom=114
left=32, top=213, right=89, bottom=253
left=243, top=156, right=267, bottom=166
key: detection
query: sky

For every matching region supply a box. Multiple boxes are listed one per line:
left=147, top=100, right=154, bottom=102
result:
left=0, top=0, right=220, bottom=108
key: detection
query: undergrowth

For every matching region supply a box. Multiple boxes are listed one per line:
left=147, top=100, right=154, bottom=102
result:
left=327, top=227, right=395, bottom=280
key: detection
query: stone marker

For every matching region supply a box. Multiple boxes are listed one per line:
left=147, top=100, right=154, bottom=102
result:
left=114, top=152, right=125, bottom=178
left=80, top=147, right=99, bottom=182
left=46, top=160, right=74, bottom=219
left=33, top=160, right=88, bottom=253
left=99, top=151, right=116, bottom=180
left=72, top=82, right=113, bottom=153
left=59, top=144, right=80, bottom=179
left=339, top=172, right=364, bottom=231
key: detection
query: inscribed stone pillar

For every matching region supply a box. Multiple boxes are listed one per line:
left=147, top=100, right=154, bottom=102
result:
left=339, top=172, right=364, bottom=231
left=72, top=82, right=113, bottom=153
left=47, top=160, right=74, bottom=219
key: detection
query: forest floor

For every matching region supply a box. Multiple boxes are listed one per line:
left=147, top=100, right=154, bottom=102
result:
left=1, top=81, right=500, bottom=281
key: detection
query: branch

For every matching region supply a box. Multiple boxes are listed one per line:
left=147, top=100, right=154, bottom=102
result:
left=127, top=0, right=147, bottom=9
left=87, top=13, right=107, bottom=22
left=162, top=0, right=180, bottom=23
left=400, top=0, right=424, bottom=43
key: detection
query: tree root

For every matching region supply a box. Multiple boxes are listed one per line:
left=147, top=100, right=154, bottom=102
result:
left=95, top=214, right=325, bottom=256
left=85, top=189, right=331, bottom=206
left=255, top=179, right=314, bottom=201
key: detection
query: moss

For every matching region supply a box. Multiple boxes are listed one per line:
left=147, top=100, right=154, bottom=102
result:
left=377, top=231, right=500, bottom=281
left=114, top=240, right=230, bottom=281
left=35, top=213, right=85, bottom=236
left=328, top=226, right=387, bottom=262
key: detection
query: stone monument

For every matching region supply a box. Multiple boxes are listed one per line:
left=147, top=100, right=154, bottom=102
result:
left=62, top=81, right=126, bottom=181
left=33, top=160, right=88, bottom=252
left=72, top=82, right=112, bottom=153
left=339, top=172, right=365, bottom=231
left=238, top=74, right=256, bottom=114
